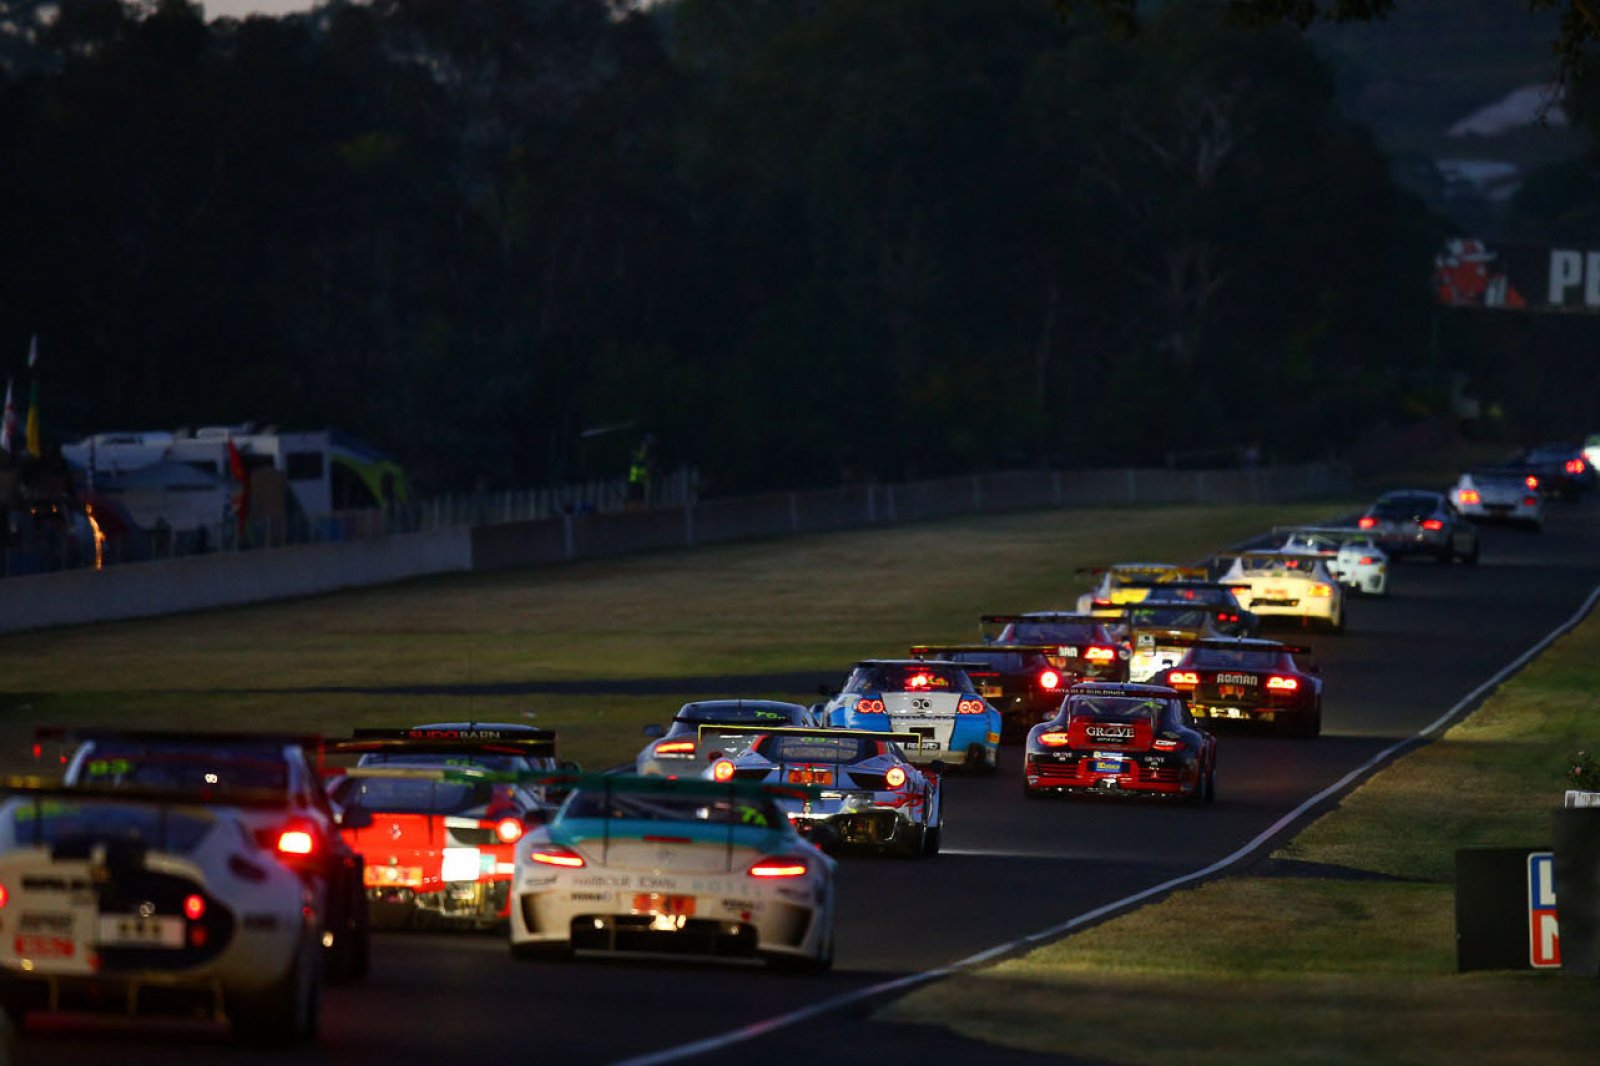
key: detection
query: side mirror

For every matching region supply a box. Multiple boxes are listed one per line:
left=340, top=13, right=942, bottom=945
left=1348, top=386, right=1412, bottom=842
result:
left=336, top=804, right=373, bottom=831
left=642, top=723, right=665, bottom=739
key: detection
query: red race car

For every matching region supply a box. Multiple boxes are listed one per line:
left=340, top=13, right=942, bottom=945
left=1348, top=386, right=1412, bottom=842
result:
left=325, top=724, right=564, bottom=929
left=1023, top=682, right=1216, bottom=803
left=1148, top=637, right=1323, bottom=738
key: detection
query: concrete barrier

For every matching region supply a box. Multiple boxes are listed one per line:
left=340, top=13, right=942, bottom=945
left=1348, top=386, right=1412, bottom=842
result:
left=0, top=463, right=1347, bottom=631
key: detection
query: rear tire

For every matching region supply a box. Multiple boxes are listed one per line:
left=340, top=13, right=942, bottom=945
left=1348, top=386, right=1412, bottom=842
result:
left=923, top=824, right=942, bottom=857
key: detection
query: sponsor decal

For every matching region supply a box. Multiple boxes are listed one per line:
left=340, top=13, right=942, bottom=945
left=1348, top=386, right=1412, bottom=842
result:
left=1216, top=673, right=1259, bottom=686
left=571, top=874, right=632, bottom=888
left=569, top=891, right=610, bottom=902
left=1085, top=723, right=1135, bottom=742
left=1529, top=852, right=1560, bottom=968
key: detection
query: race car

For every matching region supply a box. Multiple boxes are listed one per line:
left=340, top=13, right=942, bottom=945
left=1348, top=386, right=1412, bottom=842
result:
left=46, top=727, right=369, bottom=985
left=0, top=782, right=323, bottom=1043
left=1114, top=581, right=1260, bottom=636
left=820, top=659, right=1001, bottom=771
left=910, top=642, right=1071, bottom=736
left=636, top=700, right=816, bottom=777
left=1272, top=526, right=1390, bottom=596
left=324, top=725, right=563, bottom=928
left=1448, top=469, right=1544, bottom=531
left=1073, top=563, right=1210, bottom=613
left=1356, top=490, right=1479, bottom=563
left=1115, top=601, right=1232, bottom=681
left=1149, top=637, right=1323, bottom=737
left=1508, top=442, right=1597, bottom=500
left=509, top=774, right=837, bottom=972
left=1215, top=551, right=1345, bottom=633
left=981, top=612, right=1132, bottom=685
left=698, top=725, right=942, bottom=858
left=1022, top=682, right=1215, bottom=802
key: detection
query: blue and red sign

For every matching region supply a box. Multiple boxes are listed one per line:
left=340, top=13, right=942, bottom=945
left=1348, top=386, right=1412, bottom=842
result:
left=1528, top=851, right=1560, bottom=968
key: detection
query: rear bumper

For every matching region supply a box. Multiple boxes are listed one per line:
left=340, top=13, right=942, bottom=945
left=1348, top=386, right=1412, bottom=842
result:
left=1024, top=756, right=1195, bottom=796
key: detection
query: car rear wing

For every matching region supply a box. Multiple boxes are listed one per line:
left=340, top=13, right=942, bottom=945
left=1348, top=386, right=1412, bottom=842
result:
left=326, top=727, right=558, bottom=759
left=2, top=775, right=296, bottom=812
left=35, top=726, right=322, bottom=749
left=531, top=770, right=828, bottom=804
left=1191, top=639, right=1313, bottom=655
left=911, top=642, right=1061, bottom=657
left=980, top=613, right=1105, bottom=625
left=696, top=724, right=925, bottom=748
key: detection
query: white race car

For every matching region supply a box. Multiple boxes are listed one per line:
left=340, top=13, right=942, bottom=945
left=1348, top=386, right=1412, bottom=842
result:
left=1448, top=469, right=1544, bottom=531
left=1217, top=551, right=1345, bottom=633
left=1273, top=526, right=1390, bottom=596
left=0, top=784, right=322, bottom=1043
left=510, top=775, right=836, bottom=972
left=1073, top=562, right=1210, bottom=613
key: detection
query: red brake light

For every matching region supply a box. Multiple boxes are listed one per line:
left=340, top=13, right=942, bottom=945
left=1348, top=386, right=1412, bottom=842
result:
left=1037, top=731, right=1072, bottom=747
left=277, top=829, right=316, bottom=856
left=1267, top=676, right=1299, bottom=692
left=529, top=846, right=586, bottom=868
left=1168, top=671, right=1199, bottom=687
left=656, top=740, right=696, bottom=755
left=1038, top=669, right=1061, bottom=691
left=907, top=673, right=932, bottom=690
left=1458, top=489, right=1481, bottom=505
left=885, top=766, right=908, bottom=789
left=1152, top=739, right=1181, bottom=751
left=1524, top=496, right=1539, bottom=507
left=748, top=857, right=808, bottom=878
left=1526, top=475, right=1540, bottom=490
left=1420, top=518, right=1444, bottom=531
left=183, top=894, right=206, bottom=921
left=1358, top=556, right=1375, bottom=566
left=1084, top=646, right=1116, bottom=663
left=1566, top=458, right=1585, bottom=475
left=1357, top=516, right=1377, bottom=529
left=856, top=697, right=887, bottom=715
left=494, top=817, right=524, bottom=844
left=711, top=758, right=736, bottom=783
left=0, top=884, right=8, bottom=909
left=957, top=698, right=986, bottom=715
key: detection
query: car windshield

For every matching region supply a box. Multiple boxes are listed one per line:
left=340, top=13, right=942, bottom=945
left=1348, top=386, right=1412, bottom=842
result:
left=1126, top=606, right=1210, bottom=628
left=1145, top=586, right=1228, bottom=605
left=1066, top=696, right=1164, bottom=721
left=331, top=775, right=499, bottom=815
left=75, top=746, right=289, bottom=793
left=674, top=703, right=801, bottom=725
left=1191, top=647, right=1284, bottom=671
left=562, top=790, right=782, bottom=829
left=9, top=801, right=215, bottom=854
left=1000, top=621, right=1103, bottom=643
left=846, top=664, right=967, bottom=693
left=1372, top=495, right=1438, bottom=518
left=1237, top=555, right=1320, bottom=575
left=755, top=735, right=879, bottom=763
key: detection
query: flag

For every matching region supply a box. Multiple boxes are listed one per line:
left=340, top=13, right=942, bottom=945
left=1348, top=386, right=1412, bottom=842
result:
left=1, top=377, right=14, bottom=454
left=23, top=379, right=39, bottom=458
left=226, top=436, right=250, bottom=539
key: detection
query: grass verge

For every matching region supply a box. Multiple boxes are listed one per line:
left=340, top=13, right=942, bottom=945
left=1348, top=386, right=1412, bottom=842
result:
left=878, top=577, right=1600, bottom=1063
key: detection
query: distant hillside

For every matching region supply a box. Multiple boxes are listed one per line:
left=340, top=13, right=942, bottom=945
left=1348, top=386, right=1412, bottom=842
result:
left=1309, top=0, right=1588, bottom=236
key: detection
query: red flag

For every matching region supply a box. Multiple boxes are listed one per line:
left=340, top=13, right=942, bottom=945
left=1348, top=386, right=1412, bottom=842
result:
left=226, top=437, right=250, bottom=538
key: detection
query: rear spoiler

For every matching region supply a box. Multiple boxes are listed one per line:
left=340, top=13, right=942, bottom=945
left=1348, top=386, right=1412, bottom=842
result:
left=1116, top=580, right=1240, bottom=592
left=521, top=770, right=828, bottom=804
left=979, top=613, right=1103, bottom=625
left=2, top=776, right=294, bottom=811
left=912, top=643, right=1060, bottom=657
left=35, top=726, right=322, bottom=749
left=1193, top=639, right=1313, bottom=655
left=1271, top=525, right=1368, bottom=537
left=696, top=724, right=924, bottom=747
left=327, top=727, right=557, bottom=759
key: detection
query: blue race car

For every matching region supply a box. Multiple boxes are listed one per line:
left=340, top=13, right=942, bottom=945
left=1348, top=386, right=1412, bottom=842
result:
left=820, top=659, right=1000, bottom=773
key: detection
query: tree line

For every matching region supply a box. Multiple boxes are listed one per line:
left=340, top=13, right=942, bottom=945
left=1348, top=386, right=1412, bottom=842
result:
left=0, top=0, right=1498, bottom=495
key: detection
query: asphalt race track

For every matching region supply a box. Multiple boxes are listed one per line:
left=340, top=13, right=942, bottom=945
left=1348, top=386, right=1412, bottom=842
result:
left=16, top=500, right=1600, bottom=1066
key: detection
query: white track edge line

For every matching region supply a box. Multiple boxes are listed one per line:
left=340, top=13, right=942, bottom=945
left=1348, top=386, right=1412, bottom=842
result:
left=614, top=578, right=1600, bottom=1066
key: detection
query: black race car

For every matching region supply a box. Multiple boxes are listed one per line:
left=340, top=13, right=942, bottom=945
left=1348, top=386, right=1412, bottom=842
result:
left=910, top=643, right=1070, bottom=737
left=1124, top=581, right=1259, bottom=637
left=1148, top=637, right=1323, bottom=738
left=1509, top=442, right=1597, bottom=500
left=1022, top=682, right=1216, bottom=803
left=980, top=613, right=1132, bottom=685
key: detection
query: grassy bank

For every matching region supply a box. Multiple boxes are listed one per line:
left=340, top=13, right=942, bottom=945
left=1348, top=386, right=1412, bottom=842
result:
left=0, top=502, right=1345, bottom=771
left=880, top=579, right=1600, bottom=1063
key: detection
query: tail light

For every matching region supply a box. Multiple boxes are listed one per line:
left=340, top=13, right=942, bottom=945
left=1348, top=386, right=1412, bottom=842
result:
left=1152, top=739, right=1181, bottom=751
left=1357, top=516, right=1377, bottom=529
left=957, top=698, right=986, bottom=715
left=1167, top=671, right=1199, bottom=688
left=1036, top=731, right=1072, bottom=747
left=1420, top=518, right=1444, bottom=531
left=1566, top=458, right=1586, bottom=475
left=1216, top=613, right=1239, bottom=624
left=1526, top=475, right=1540, bottom=490
left=1038, top=669, right=1061, bottom=691
left=183, top=894, right=206, bottom=921
left=1310, top=584, right=1333, bottom=598
left=885, top=766, right=908, bottom=789
left=1091, top=598, right=1111, bottom=608
left=748, top=857, right=808, bottom=878
left=1267, top=676, right=1299, bottom=692
left=0, top=884, right=8, bottom=909
left=1358, top=556, right=1375, bottom=566
left=856, top=697, right=887, bottom=715
left=529, top=845, right=586, bottom=868
left=1524, top=496, right=1539, bottom=507
left=711, top=758, right=736, bottom=783
left=494, top=817, right=525, bottom=844
left=276, top=826, right=317, bottom=857
left=1084, top=646, right=1116, bottom=663
left=1458, top=489, right=1481, bottom=505
left=655, top=740, right=696, bottom=755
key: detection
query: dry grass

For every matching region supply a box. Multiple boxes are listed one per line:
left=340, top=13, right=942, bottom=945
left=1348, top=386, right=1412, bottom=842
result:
left=880, top=583, right=1600, bottom=1064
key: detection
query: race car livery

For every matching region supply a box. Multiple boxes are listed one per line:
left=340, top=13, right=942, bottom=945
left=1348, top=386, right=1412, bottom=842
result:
left=1023, top=683, right=1215, bottom=802
left=1272, top=526, right=1390, bottom=596
left=325, top=725, right=562, bottom=928
left=1448, top=470, right=1544, bottom=531
left=1216, top=552, right=1345, bottom=633
left=1357, top=490, right=1479, bottom=563
left=1149, top=637, right=1323, bottom=737
left=981, top=613, right=1132, bottom=684
left=1112, top=582, right=1260, bottom=636
left=910, top=642, right=1072, bottom=736
left=636, top=700, right=816, bottom=777
left=0, top=783, right=323, bottom=1043
left=821, top=660, right=1000, bottom=772
left=47, top=727, right=369, bottom=986
left=509, top=774, right=836, bottom=972
left=699, top=725, right=942, bottom=858
left=1073, top=563, right=1210, bottom=614
left=1116, top=601, right=1232, bottom=682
